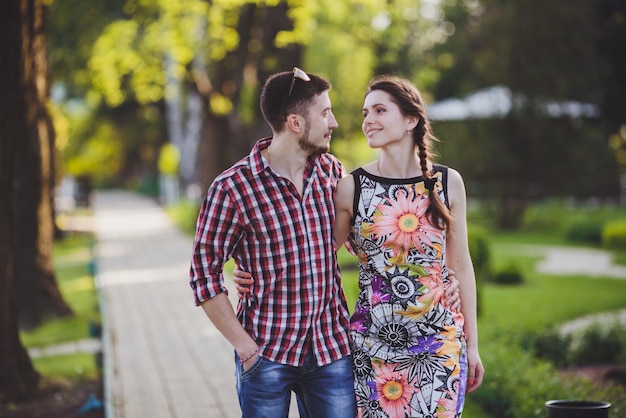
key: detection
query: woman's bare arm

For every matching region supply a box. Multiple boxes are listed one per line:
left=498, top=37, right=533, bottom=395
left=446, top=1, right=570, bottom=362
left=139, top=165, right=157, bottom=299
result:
left=446, top=167, right=484, bottom=393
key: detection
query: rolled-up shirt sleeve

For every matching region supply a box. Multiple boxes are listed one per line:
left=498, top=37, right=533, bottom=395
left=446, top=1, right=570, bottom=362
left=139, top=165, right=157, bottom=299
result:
left=189, top=181, right=242, bottom=305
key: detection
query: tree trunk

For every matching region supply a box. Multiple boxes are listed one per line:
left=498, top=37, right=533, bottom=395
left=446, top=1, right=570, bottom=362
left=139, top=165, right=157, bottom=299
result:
left=0, top=0, right=43, bottom=402
left=11, top=0, right=73, bottom=329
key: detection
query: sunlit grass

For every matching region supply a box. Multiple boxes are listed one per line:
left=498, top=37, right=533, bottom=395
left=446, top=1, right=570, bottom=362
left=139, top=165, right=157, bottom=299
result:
left=31, top=353, right=100, bottom=379
left=20, top=232, right=101, bottom=379
left=613, top=250, right=626, bottom=266
left=481, top=274, right=626, bottom=335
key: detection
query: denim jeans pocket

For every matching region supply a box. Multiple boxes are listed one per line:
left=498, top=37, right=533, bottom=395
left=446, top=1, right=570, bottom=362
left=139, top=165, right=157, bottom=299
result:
left=241, top=355, right=263, bottom=380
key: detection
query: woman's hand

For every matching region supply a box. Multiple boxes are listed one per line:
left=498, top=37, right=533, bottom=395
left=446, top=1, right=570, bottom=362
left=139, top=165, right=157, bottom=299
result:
left=466, top=346, right=484, bottom=393
left=233, top=267, right=253, bottom=298
left=445, top=269, right=461, bottom=312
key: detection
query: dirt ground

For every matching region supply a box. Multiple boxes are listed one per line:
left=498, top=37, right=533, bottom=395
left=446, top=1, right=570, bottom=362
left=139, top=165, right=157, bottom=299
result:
left=0, top=377, right=104, bottom=418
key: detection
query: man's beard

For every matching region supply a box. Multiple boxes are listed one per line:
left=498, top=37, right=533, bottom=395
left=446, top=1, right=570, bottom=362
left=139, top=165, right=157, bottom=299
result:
left=298, top=119, right=329, bottom=156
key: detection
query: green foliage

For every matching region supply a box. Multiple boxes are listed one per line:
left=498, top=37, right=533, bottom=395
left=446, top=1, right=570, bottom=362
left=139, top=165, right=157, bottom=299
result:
left=88, top=0, right=212, bottom=107
left=478, top=229, right=626, bottom=416
left=309, top=0, right=455, bottom=170
left=431, top=0, right=622, bottom=227
left=64, top=122, right=124, bottom=185
left=522, top=328, right=573, bottom=368
left=521, top=201, right=626, bottom=249
left=476, top=331, right=626, bottom=418
left=476, top=335, right=562, bottom=417
left=491, top=262, right=524, bottom=285
left=165, top=199, right=201, bottom=237
left=603, top=218, right=626, bottom=249
left=436, top=117, right=618, bottom=229
left=337, top=247, right=359, bottom=313
left=158, top=143, right=181, bottom=175
left=569, top=219, right=602, bottom=244
left=468, top=225, right=492, bottom=280
left=564, top=217, right=613, bottom=246
left=48, top=0, right=127, bottom=96
left=521, top=199, right=572, bottom=232
left=520, top=321, right=626, bottom=368
left=570, top=323, right=625, bottom=366
left=89, top=20, right=144, bottom=107
left=468, top=225, right=491, bottom=317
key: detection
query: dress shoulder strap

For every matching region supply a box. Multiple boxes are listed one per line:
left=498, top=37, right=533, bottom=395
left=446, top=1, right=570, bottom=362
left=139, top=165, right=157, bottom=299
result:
left=349, top=168, right=367, bottom=226
left=432, top=164, right=450, bottom=208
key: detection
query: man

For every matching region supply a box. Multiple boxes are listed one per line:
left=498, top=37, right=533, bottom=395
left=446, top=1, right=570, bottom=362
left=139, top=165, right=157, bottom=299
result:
left=189, top=68, right=356, bottom=418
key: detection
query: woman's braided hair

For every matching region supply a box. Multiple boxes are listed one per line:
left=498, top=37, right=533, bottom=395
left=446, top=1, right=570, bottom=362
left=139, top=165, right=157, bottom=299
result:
left=366, top=75, right=452, bottom=230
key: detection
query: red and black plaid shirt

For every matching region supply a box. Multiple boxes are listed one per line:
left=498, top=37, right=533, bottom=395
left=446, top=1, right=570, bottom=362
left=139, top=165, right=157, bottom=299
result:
left=190, top=137, right=352, bottom=367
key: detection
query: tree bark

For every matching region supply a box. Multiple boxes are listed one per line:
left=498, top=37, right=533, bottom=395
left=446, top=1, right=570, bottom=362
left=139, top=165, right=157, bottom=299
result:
left=11, top=0, right=74, bottom=329
left=0, top=0, right=43, bottom=402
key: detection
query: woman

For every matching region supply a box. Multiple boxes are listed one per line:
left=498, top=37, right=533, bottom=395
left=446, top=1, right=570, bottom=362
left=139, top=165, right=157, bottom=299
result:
left=334, top=75, right=483, bottom=417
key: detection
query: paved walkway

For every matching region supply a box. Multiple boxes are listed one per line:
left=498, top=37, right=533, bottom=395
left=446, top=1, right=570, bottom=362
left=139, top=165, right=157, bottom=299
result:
left=493, top=243, right=626, bottom=279
left=92, top=190, right=299, bottom=418
left=536, top=246, right=626, bottom=279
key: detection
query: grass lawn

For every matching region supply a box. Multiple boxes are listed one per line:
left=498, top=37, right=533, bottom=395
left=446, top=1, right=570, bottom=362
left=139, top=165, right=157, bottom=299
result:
left=20, top=233, right=101, bottom=380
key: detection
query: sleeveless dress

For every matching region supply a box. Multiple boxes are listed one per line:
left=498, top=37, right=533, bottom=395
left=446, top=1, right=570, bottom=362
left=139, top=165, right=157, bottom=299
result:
left=347, top=165, right=467, bottom=418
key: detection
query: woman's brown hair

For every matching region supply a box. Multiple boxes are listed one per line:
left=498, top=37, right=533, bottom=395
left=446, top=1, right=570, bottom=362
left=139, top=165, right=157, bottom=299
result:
left=366, top=75, right=452, bottom=230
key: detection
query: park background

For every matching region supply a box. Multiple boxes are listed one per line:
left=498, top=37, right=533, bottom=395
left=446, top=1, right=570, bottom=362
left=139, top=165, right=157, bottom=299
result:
left=2, top=0, right=626, bottom=417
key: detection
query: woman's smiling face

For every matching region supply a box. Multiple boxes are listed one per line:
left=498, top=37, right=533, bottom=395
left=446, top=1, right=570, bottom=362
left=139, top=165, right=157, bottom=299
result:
left=362, top=90, right=413, bottom=149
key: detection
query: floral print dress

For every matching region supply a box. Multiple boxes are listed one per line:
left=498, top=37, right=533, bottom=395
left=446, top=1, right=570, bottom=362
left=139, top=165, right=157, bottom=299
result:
left=347, top=165, right=467, bottom=418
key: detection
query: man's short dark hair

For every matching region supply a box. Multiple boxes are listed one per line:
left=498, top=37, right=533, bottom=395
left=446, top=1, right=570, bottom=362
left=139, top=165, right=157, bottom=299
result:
left=260, top=70, right=332, bottom=133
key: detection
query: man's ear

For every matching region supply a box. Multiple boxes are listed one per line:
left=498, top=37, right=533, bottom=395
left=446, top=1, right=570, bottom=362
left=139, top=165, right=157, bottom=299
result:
left=286, top=114, right=303, bottom=133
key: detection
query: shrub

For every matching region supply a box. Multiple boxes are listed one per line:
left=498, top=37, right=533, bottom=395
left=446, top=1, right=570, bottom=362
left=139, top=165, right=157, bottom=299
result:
left=563, top=217, right=609, bottom=245
left=522, top=199, right=568, bottom=232
left=526, top=319, right=626, bottom=370
left=570, top=323, right=625, bottom=366
left=492, top=262, right=524, bottom=285
left=476, top=334, right=572, bottom=417
left=468, top=226, right=492, bottom=280
left=523, top=328, right=573, bottom=368
left=475, top=330, right=626, bottom=418
left=467, top=225, right=491, bottom=317
left=603, top=219, right=626, bottom=250
left=563, top=210, right=625, bottom=245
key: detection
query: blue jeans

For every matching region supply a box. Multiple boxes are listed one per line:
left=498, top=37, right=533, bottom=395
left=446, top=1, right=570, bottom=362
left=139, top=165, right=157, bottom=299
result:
left=235, top=351, right=356, bottom=418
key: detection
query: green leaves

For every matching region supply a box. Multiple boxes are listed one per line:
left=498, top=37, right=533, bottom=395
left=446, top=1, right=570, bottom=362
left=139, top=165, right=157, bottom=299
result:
left=89, top=20, right=142, bottom=106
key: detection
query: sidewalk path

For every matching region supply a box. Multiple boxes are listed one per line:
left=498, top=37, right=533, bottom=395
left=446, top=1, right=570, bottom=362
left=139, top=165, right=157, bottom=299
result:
left=501, top=243, right=626, bottom=279
left=93, top=190, right=299, bottom=418
left=536, top=246, right=626, bottom=279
